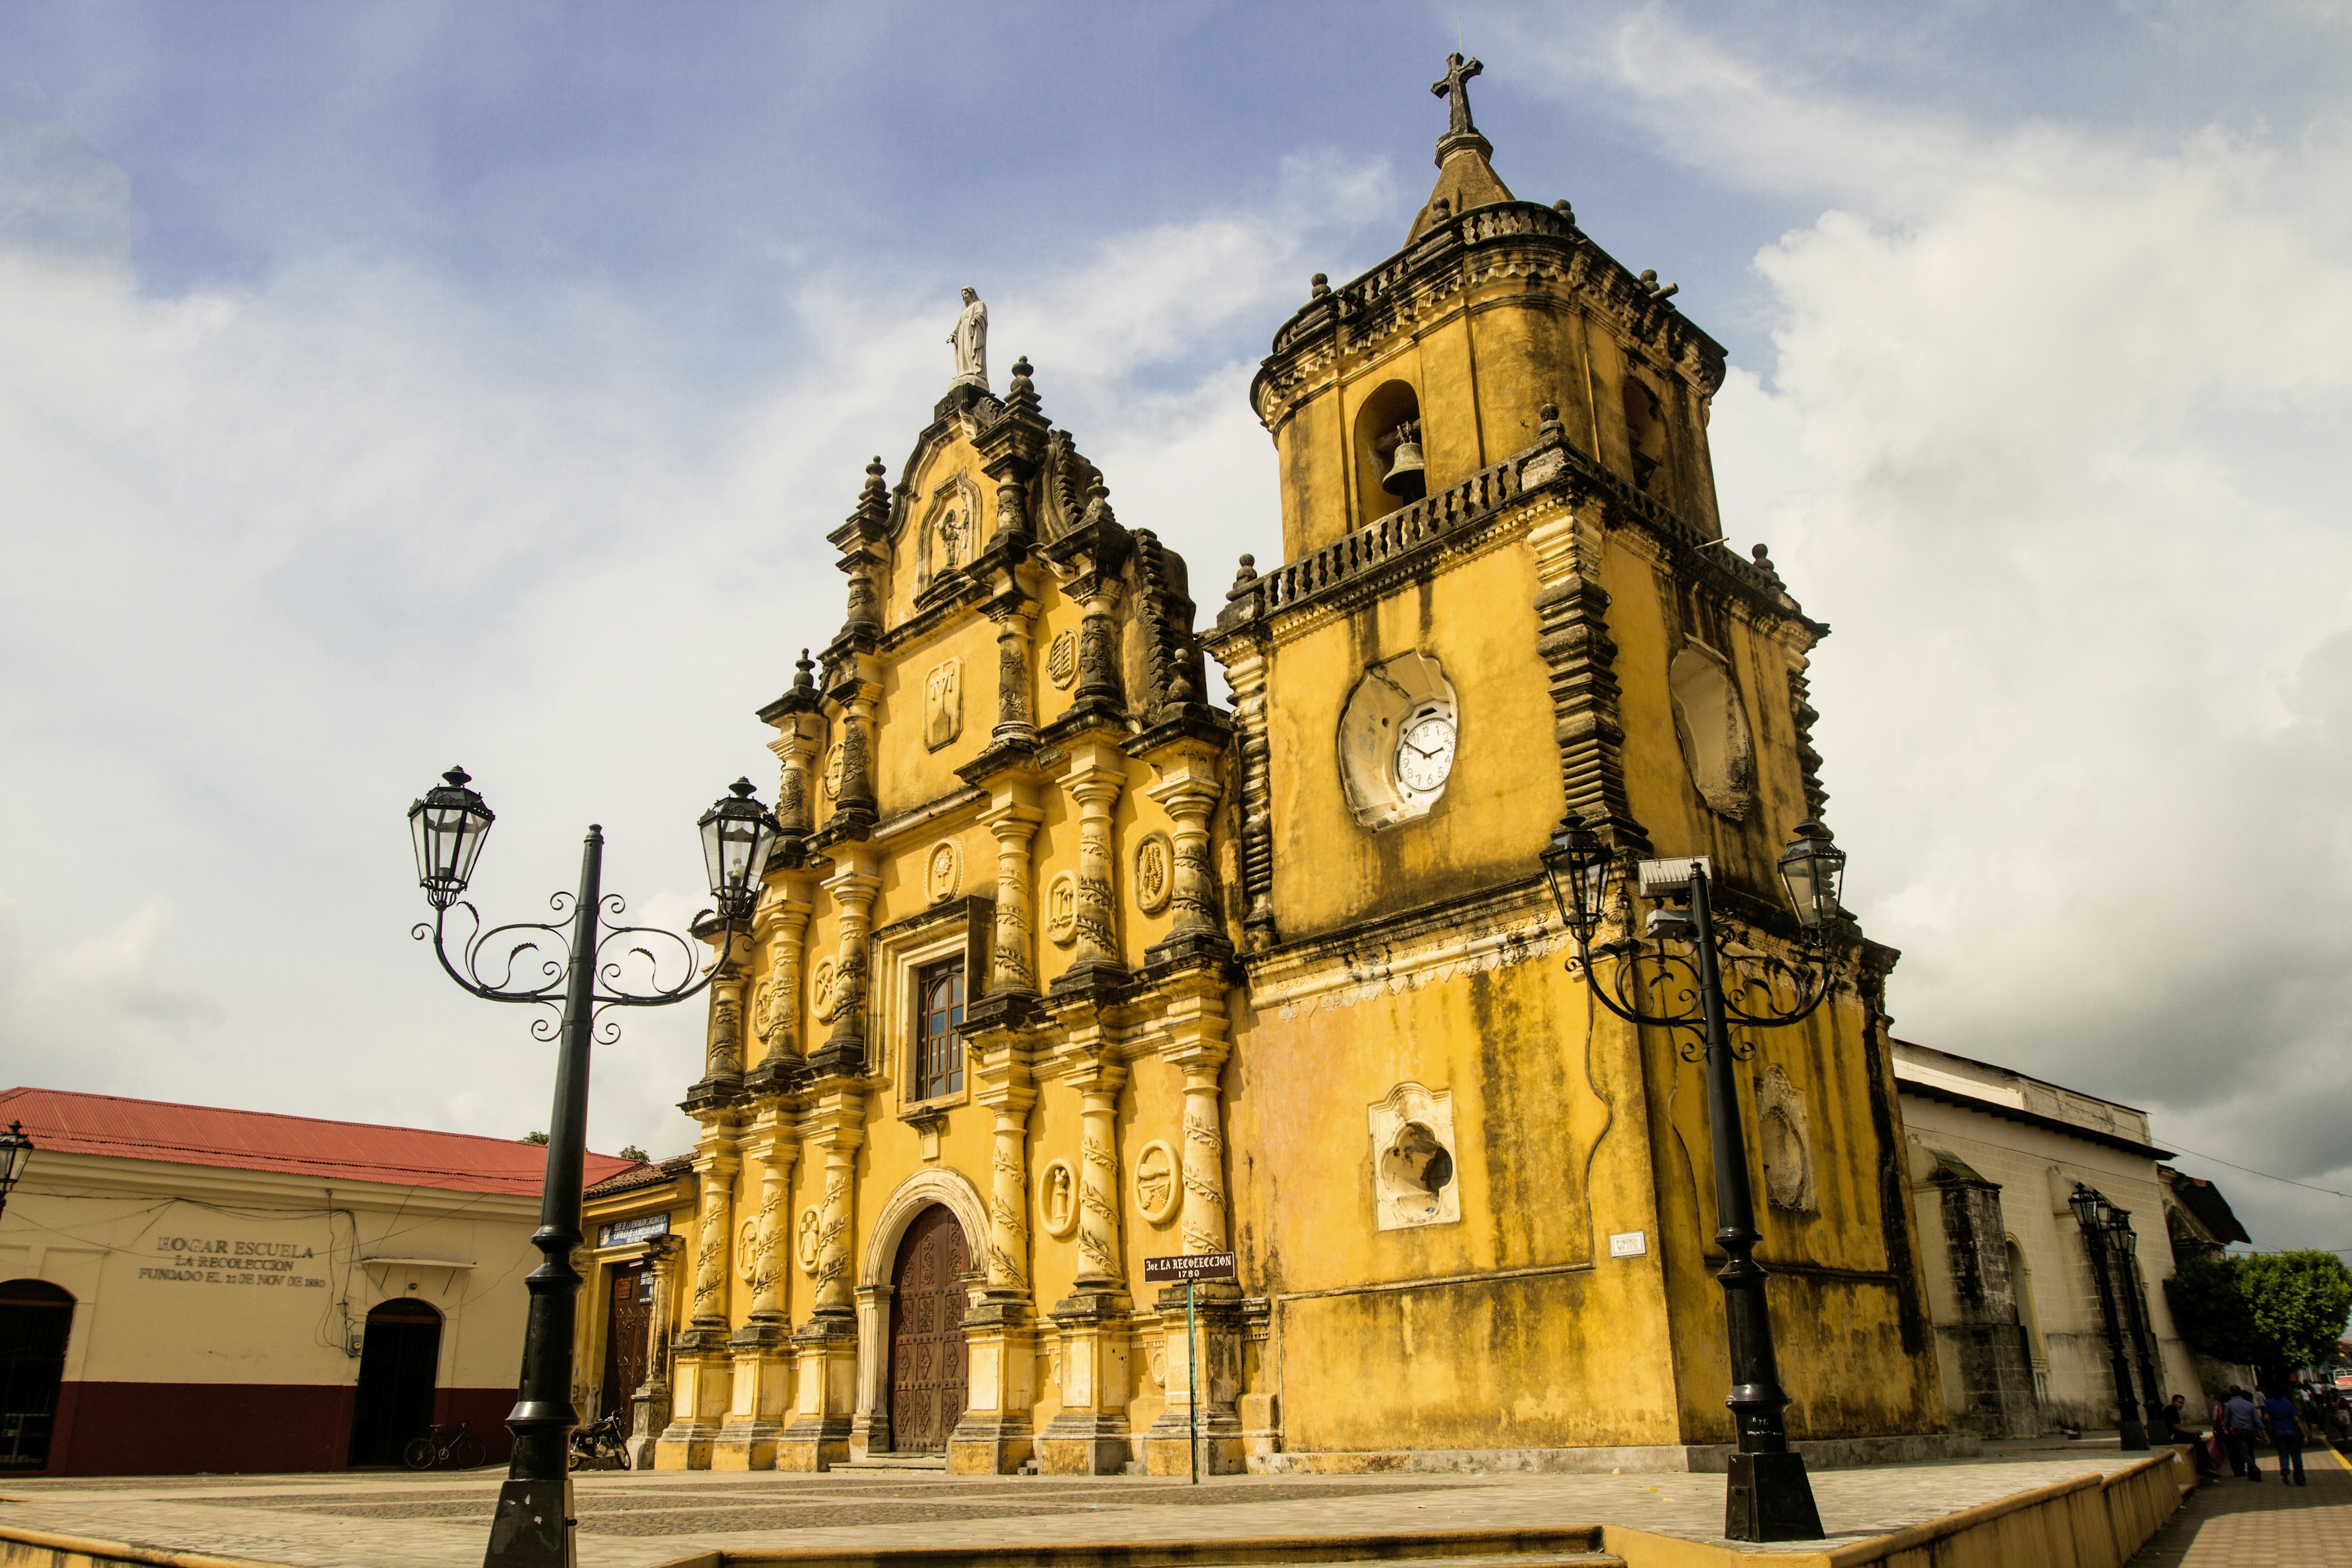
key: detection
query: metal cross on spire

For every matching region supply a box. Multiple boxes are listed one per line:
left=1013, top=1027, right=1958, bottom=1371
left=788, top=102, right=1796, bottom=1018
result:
left=1431, top=51, right=1483, bottom=140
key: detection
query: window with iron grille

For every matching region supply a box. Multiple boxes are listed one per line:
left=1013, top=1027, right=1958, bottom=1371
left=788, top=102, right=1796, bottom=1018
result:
left=913, top=958, right=965, bottom=1101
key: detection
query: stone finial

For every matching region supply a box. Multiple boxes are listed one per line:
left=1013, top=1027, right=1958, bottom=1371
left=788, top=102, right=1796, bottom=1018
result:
left=1003, top=354, right=1041, bottom=420
left=1431, top=51, right=1485, bottom=145
left=1553, top=198, right=1575, bottom=225
left=791, top=648, right=815, bottom=694
left=1226, top=553, right=1259, bottom=600
left=1079, top=478, right=1115, bottom=530
left=1310, top=273, right=1330, bottom=299
left=1538, top=403, right=1564, bottom=443
left=1168, top=668, right=1198, bottom=704
left=1639, top=269, right=1681, bottom=302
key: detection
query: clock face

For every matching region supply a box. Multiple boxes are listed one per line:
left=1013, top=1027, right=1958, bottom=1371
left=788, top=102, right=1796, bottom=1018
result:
left=1395, top=712, right=1457, bottom=794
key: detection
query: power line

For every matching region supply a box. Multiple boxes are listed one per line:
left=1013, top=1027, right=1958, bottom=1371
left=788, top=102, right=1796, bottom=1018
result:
left=2169, top=1145, right=2352, bottom=1201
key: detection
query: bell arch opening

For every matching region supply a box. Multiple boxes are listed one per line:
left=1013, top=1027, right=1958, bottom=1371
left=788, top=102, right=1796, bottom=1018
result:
left=1353, top=380, right=1425, bottom=524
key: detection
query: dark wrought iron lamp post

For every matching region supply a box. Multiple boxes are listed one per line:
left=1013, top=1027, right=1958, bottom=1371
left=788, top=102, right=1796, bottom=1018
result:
left=2068, top=1183, right=2149, bottom=1450
left=1540, top=815, right=1849, bottom=1543
left=2108, top=1211, right=2167, bottom=1425
left=0, top=1120, right=34, bottom=1219
left=406, top=767, right=778, bottom=1568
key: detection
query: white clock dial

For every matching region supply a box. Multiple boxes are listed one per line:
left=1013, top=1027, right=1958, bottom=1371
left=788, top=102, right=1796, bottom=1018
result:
left=1395, top=714, right=1457, bottom=794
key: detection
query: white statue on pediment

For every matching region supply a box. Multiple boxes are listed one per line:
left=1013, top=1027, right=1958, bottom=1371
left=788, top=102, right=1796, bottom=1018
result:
left=948, top=287, right=988, bottom=390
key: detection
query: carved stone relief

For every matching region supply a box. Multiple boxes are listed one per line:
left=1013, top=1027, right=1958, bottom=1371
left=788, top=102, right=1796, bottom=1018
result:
left=1038, top=1158, right=1078, bottom=1238
left=1133, top=1140, right=1180, bottom=1226
left=926, top=840, right=962, bottom=903
left=733, top=1217, right=758, bottom=1283
left=924, top=657, right=962, bottom=751
left=1133, top=832, right=1174, bottom=916
left=916, top=473, right=984, bottom=594
left=1046, top=628, right=1079, bottom=690
left=1044, top=871, right=1079, bottom=946
left=822, top=743, right=845, bottom=801
left=1368, top=1082, right=1461, bottom=1231
left=1758, top=1065, right=1818, bottom=1213
left=811, top=959, right=839, bottom=1021
left=795, top=1206, right=822, bottom=1273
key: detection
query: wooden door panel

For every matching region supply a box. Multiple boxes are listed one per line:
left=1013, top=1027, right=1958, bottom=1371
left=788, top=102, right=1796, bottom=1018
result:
left=886, top=1206, right=970, bottom=1452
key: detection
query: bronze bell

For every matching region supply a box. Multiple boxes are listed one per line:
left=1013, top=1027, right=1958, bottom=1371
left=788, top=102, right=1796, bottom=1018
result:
left=1382, top=432, right=1427, bottom=501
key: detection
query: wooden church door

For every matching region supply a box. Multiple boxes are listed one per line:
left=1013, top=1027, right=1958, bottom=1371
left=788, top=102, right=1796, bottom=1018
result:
left=886, top=1205, right=969, bottom=1452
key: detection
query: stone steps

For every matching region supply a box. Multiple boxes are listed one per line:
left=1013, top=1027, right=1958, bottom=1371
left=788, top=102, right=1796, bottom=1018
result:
left=714, top=1528, right=1621, bottom=1567
left=840, top=1453, right=949, bottom=1471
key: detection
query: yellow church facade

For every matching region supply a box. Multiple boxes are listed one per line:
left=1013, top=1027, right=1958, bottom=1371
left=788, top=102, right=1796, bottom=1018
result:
left=594, top=65, right=1950, bottom=1476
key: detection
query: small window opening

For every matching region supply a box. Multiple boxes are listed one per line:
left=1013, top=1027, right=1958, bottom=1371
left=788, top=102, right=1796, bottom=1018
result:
left=1621, top=377, right=1668, bottom=494
left=913, top=959, right=966, bottom=1101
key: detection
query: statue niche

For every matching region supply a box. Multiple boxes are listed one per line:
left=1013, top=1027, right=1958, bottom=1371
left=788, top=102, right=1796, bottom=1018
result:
left=913, top=473, right=985, bottom=605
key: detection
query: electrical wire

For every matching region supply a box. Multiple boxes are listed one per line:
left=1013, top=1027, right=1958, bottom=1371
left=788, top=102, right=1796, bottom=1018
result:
left=2168, top=1145, right=2352, bottom=1201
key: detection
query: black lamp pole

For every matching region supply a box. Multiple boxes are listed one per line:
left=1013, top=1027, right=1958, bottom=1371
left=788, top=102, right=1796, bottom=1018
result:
left=1541, top=816, right=1847, bottom=1543
left=407, top=768, right=777, bottom=1568
left=2108, top=1209, right=2166, bottom=1437
left=0, top=1120, right=34, bottom=1219
left=2070, top=1184, right=2149, bottom=1450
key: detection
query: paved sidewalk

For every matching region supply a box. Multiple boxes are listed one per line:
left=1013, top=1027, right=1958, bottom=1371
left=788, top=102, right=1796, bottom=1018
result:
left=2127, top=1441, right=2352, bottom=1566
left=1, top=1452, right=2154, bottom=1568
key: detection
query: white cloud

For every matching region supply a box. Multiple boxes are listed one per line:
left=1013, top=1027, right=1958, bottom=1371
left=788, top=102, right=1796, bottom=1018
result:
left=0, top=115, right=1373, bottom=1163
left=1678, top=70, right=2352, bottom=1247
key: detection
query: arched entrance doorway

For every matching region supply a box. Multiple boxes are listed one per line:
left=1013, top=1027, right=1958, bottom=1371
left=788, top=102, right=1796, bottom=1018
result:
left=347, top=1298, right=442, bottom=1466
left=0, top=1280, right=73, bottom=1471
left=886, top=1205, right=968, bottom=1453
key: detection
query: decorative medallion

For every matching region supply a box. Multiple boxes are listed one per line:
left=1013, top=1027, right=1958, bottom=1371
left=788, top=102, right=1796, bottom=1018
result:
left=1038, top=1159, right=1079, bottom=1239
left=927, top=840, right=962, bottom=903
left=733, top=1217, right=758, bottom=1283
left=821, top=743, right=845, bottom=801
left=1046, top=628, right=1079, bottom=690
left=1368, top=1081, right=1461, bottom=1231
left=1133, top=832, right=1174, bottom=916
left=923, top=657, right=962, bottom=752
left=1045, top=871, right=1079, bottom=946
left=811, top=958, right=838, bottom=1019
left=794, top=1207, right=821, bottom=1273
left=1133, top=1140, right=1180, bottom=1226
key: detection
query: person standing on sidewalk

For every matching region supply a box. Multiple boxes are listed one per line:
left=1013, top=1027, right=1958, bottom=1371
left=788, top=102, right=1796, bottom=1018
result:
left=2221, top=1387, right=2264, bottom=1480
left=2261, top=1385, right=2310, bottom=1486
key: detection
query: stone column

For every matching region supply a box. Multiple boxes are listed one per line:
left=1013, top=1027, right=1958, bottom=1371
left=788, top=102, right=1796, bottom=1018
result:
left=657, top=1144, right=739, bottom=1471
left=750, top=885, right=812, bottom=1077
left=778, top=1104, right=864, bottom=1472
left=832, top=681, right=880, bottom=832
left=1056, top=743, right=1126, bottom=988
left=814, top=850, right=880, bottom=1075
left=716, top=1127, right=801, bottom=1469
left=982, top=797, right=1044, bottom=995
left=1143, top=746, right=1229, bottom=966
left=1042, top=1057, right=1130, bottom=1476
left=951, top=1067, right=1040, bottom=1474
left=992, top=598, right=1038, bottom=743
left=1211, top=634, right=1278, bottom=951
left=699, top=937, right=747, bottom=1087
left=1072, top=575, right=1125, bottom=711
left=1145, top=1009, right=1243, bottom=1476
left=626, top=1234, right=685, bottom=1471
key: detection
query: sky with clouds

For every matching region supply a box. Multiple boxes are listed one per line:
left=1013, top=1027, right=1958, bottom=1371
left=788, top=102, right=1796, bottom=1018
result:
left=2, top=2, right=2348, bottom=1256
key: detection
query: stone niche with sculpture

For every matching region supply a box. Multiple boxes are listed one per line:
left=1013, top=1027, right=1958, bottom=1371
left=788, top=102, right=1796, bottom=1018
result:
left=1367, top=1082, right=1461, bottom=1231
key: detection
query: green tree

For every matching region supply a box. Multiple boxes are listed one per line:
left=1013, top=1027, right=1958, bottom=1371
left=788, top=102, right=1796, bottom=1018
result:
left=618, top=1144, right=649, bottom=1163
left=521, top=1130, right=549, bottom=1145
left=2164, top=1250, right=2352, bottom=1370
left=2165, top=1253, right=2262, bottom=1364
left=2237, top=1250, right=2352, bottom=1368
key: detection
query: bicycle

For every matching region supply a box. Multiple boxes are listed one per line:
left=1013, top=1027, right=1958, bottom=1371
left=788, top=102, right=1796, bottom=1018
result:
left=402, top=1421, right=488, bottom=1471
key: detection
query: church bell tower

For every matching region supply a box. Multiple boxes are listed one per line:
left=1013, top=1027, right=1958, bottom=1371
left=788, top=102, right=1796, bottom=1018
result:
left=1202, top=55, right=1943, bottom=1458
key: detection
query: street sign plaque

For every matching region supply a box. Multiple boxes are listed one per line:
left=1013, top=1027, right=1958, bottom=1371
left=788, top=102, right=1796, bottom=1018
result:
left=1142, top=1252, right=1236, bottom=1284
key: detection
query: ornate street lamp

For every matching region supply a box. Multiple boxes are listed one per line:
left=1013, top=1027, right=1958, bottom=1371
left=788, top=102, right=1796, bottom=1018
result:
left=2069, top=1183, right=2149, bottom=1450
left=408, top=769, right=777, bottom=1568
left=1541, top=813, right=1845, bottom=1542
left=2106, top=1208, right=2166, bottom=1434
left=0, top=1120, right=34, bottom=1219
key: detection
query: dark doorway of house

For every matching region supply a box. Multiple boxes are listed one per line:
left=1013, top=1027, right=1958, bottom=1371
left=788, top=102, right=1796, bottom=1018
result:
left=0, top=1280, right=73, bottom=1471
left=347, top=1298, right=442, bottom=1466
left=886, top=1205, right=969, bottom=1453
left=600, top=1262, right=650, bottom=1424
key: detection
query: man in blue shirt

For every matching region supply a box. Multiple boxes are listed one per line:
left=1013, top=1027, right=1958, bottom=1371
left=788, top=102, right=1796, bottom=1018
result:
left=2262, top=1386, right=2310, bottom=1486
left=2220, top=1387, right=2264, bottom=1480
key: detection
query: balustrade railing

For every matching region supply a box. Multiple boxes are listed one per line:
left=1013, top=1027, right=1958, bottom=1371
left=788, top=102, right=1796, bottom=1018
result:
left=1228, top=456, right=1524, bottom=619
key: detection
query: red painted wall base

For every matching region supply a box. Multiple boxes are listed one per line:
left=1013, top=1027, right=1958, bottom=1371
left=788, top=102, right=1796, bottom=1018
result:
left=38, top=1381, right=516, bottom=1476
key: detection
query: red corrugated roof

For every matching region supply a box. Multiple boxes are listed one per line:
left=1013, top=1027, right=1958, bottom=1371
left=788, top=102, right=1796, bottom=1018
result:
left=0, top=1087, right=638, bottom=1197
